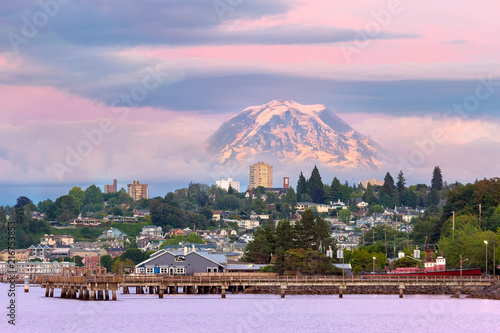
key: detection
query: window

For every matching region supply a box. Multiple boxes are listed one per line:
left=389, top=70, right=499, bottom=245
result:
left=213, top=267, right=218, bottom=273
left=174, top=267, right=185, bottom=275
left=136, top=267, right=144, bottom=274
left=207, top=268, right=212, bottom=273
left=160, top=267, right=168, bottom=274
left=146, top=267, right=154, bottom=274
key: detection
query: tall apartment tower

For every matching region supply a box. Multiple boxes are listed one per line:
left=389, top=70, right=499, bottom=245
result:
left=249, top=162, right=273, bottom=189
left=104, top=179, right=118, bottom=193
left=283, top=177, right=289, bottom=189
left=127, top=181, right=149, bottom=201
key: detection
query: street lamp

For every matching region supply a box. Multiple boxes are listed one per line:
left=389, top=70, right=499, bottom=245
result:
left=493, top=241, right=496, bottom=278
left=459, top=255, right=468, bottom=279
left=484, top=240, right=488, bottom=275
left=372, top=256, right=376, bottom=274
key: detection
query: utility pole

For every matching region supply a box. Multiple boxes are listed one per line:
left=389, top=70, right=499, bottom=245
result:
left=373, top=228, right=375, bottom=245
left=452, top=211, right=455, bottom=241
left=384, top=220, right=387, bottom=258
left=479, top=204, right=482, bottom=230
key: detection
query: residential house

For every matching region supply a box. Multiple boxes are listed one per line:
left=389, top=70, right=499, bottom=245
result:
left=168, top=229, right=185, bottom=237
left=40, top=234, right=75, bottom=246
left=357, top=201, right=369, bottom=209
left=139, top=225, right=164, bottom=238
left=237, top=219, right=260, bottom=230
left=27, top=244, right=52, bottom=259
left=103, top=247, right=126, bottom=258
left=70, top=217, right=101, bottom=226
left=0, top=249, right=30, bottom=261
left=133, top=209, right=150, bottom=217
left=135, top=249, right=227, bottom=275
left=98, top=228, right=127, bottom=240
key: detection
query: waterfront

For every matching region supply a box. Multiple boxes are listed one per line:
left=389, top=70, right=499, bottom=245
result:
left=2, top=284, right=499, bottom=333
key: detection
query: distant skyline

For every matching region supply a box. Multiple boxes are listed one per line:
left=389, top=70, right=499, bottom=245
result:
left=1, top=1, right=499, bottom=205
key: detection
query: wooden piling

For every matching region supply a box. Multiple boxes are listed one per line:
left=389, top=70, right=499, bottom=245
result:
left=221, top=288, right=226, bottom=299
left=159, top=288, right=164, bottom=299
left=45, top=286, right=50, bottom=297
left=90, top=290, right=96, bottom=301
left=61, top=288, right=66, bottom=298
left=105, top=290, right=109, bottom=300
left=280, top=288, right=285, bottom=298
left=112, top=290, right=117, bottom=301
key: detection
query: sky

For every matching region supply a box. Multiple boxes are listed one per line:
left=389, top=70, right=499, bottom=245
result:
left=0, top=0, right=499, bottom=205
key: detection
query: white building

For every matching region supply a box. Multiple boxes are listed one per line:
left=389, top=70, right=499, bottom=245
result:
left=216, top=178, right=240, bottom=192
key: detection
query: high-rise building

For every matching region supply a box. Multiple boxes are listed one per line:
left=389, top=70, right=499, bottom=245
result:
left=104, top=179, right=117, bottom=193
left=283, top=177, right=290, bottom=189
left=128, top=181, right=149, bottom=201
left=216, top=178, right=240, bottom=192
left=249, top=162, right=273, bottom=189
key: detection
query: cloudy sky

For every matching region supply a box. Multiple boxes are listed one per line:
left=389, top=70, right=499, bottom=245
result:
left=1, top=0, right=499, bottom=204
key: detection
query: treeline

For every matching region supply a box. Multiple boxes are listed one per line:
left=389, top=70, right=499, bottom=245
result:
left=243, top=210, right=339, bottom=275
left=296, top=165, right=448, bottom=209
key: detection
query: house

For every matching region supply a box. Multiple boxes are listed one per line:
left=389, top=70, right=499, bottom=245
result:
left=357, top=201, right=369, bottom=209
left=237, top=220, right=260, bottom=230
left=70, top=217, right=101, bottom=226
left=139, top=225, right=164, bottom=238
left=135, top=249, right=226, bottom=275
left=40, top=234, right=75, bottom=246
left=133, top=209, right=150, bottom=217
left=103, top=247, right=126, bottom=258
left=0, top=249, right=30, bottom=261
left=98, top=228, right=127, bottom=239
left=250, top=214, right=269, bottom=220
left=239, top=234, right=254, bottom=243
left=168, top=229, right=185, bottom=237
left=28, top=244, right=52, bottom=258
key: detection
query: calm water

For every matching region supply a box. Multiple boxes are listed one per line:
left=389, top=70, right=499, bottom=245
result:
left=1, top=284, right=499, bottom=333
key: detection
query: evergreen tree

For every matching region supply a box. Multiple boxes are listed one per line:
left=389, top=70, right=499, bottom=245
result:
left=382, top=172, right=395, bottom=197
left=362, top=183, right=375, bottom=204
left=330, top=177, right=341, bottom=202
left=295, top=209, right=316, bottom=249
left=284, top=188, right=297, bottom=208
left=296, top=172, right=307, bottom=202
left=431, top=166, right=443, bottom=191
left=308, top=166, right=325, bottom=203
left=275, top=220, right=296, bottom=251
left=395, top=170, right=405, bottom=205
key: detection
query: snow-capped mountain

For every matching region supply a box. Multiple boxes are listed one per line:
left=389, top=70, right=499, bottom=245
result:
left=207, top=100, right=385, bottom=170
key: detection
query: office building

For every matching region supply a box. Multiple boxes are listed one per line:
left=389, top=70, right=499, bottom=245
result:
left=249, top=162, right=273, bottom=189
left=128, top=181, right=149, bottom=201
left=216, top=178, right=240, bottom=192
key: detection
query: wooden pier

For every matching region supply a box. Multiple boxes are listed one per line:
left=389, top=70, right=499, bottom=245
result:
left=38, top=272, right=495, bottom=301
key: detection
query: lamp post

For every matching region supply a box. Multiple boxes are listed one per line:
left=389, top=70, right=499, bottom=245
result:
left=372, top=257, right=376, bottom=274
left=484, top=240, right=488, bottom=275
left=493, top=241, right=496, bottom=278
left=459, top=255, right=468, bottom=279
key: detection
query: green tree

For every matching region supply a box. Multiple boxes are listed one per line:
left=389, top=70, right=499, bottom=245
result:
left=295, top=209, right=316, bottom=249
left=382, top=172, right=395, bottom=197
left=73, top=255, right=84, bottom=267
left=100, top=254, right=114, bottom=272
left=284, top=188, right=297, bottom=208
left=296, top=172, right=307, bottom=202
left=362, top=183, right=376, bottom=205
left=252, top=198, right=266, bottom=213
left=186, top=232, right=204, bottom=244
left=242, top=226, right=275, bottom=264
left=396, top=170, right=406, bottom=205
left=431, top=166, right=443, bottom=191
left=338, top=209, right=351, bottom=224
left=68, top=187, right=85, bottom=209
left=330, top=177, right=341, bottom=202
left=55, top=195, right=80, bottom=222
left=308, top=166, right=325, bottom=203
left=84, top=184, right=104, bottom=212
left=275, top=220, right=296, bottom=251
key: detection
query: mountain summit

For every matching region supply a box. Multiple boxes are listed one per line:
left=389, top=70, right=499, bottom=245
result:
left=207, top=100, right=385, bottom=170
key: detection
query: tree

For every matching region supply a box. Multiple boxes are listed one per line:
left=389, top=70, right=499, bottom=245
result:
left=282, top=248, right=339, bottom=275
left=296, top=172, right=307, bottom=202
left=431, top=166, right=443, bottom=191
left=73, top=255, right=84, bottom=267
left=338, top=209, right=351, bottom=224
left=68, top=187, right=85, bottom=209
left=284, top=188, right=297, bottom=208
left=295, top=209, right=316, bottom=249
left=100, top=255, right=114, bottom=272
left=396, top=170, right=406, bottom=204
left=382, top=172, right=395, bottom=197
left=55, top=195, right=80, bottom=222
left=83, top=185, right=104, bottom=212
left=330, top=177, right=341, bottom=202
left=275, top=220, right=296, bottom=251
left=186, top=232, right=204, bottom=244
left=308, top=166, right=325, bottom=203
left=242, top=226, right=275, bottom=264
left=362, top=183, right=376, bottom=205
